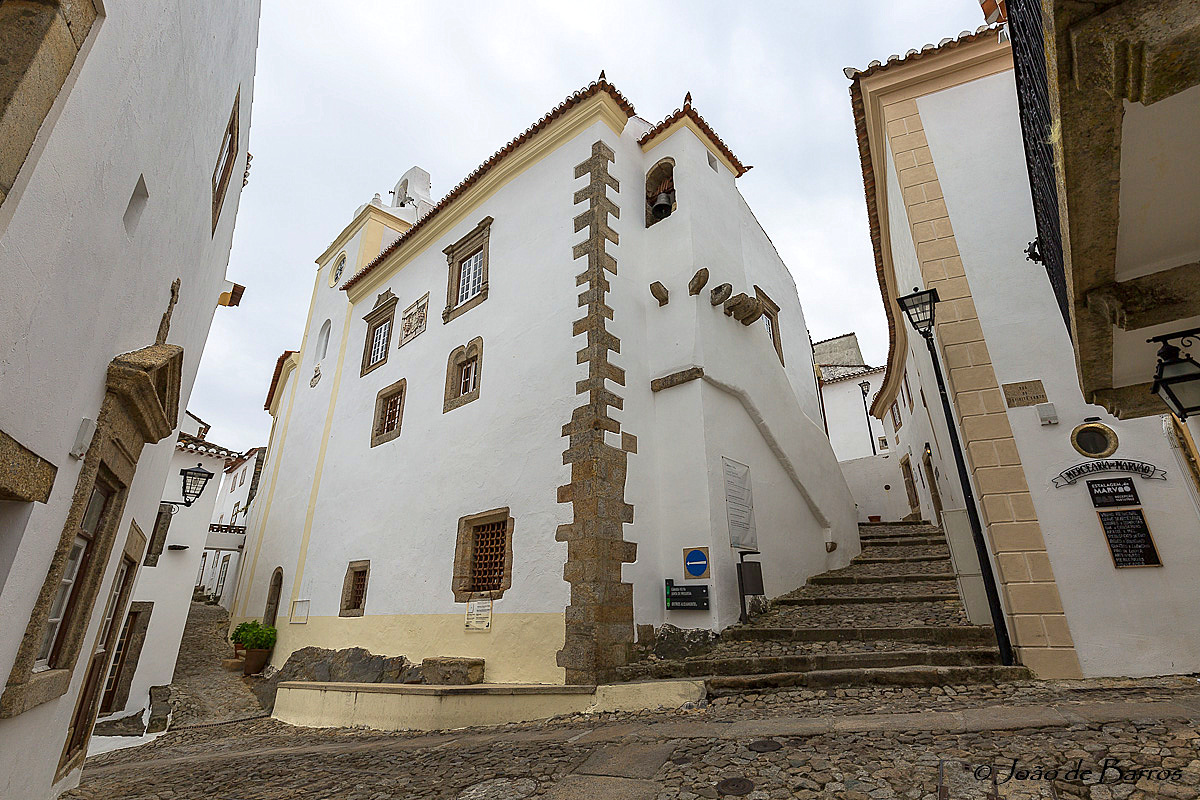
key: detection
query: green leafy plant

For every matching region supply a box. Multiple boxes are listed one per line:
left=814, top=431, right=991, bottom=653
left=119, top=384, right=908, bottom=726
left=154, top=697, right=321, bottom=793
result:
left=242, top=624, right=277, bottom=651
left=230, top=621, right=257, bottom=646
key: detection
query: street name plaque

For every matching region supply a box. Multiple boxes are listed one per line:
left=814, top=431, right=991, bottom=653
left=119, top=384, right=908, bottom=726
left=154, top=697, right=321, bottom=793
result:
left=1096, top=508, right=1161, bottom=568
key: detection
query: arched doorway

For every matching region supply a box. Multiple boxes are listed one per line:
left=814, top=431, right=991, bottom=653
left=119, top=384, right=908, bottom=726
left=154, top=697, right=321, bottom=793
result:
left=264, top=567, right=283, bottom=627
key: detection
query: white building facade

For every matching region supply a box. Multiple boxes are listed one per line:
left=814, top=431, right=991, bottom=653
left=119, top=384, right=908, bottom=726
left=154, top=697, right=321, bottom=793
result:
left=234, top=80, right=858, bottom=688
left=849, top=27, right=1200, bottom=679
left=0, top=2, right=259, bottom=796
left=92, top=417, right=236, bottom=736
left=198, top=447, right=263, bottom=610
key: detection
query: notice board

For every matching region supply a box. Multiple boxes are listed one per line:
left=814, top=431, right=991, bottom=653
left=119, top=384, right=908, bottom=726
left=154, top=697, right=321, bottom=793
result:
left=1096, top=508, right=1161, bottom=568
left=722, top=457, right=757, bottom=549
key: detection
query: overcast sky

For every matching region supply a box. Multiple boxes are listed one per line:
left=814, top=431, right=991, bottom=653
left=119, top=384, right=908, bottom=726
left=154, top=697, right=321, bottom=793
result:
left=189, top=0, right=986, bottom=450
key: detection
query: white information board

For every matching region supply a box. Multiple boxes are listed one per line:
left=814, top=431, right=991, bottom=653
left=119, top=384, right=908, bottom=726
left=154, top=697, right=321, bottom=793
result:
left=722, top=457, right=757, bottom=549
left=465, top=598, right=493, bottom=631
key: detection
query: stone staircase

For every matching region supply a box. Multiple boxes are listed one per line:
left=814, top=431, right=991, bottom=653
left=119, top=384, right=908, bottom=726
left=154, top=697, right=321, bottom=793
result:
left=618, top=521, right=1030, bottom=695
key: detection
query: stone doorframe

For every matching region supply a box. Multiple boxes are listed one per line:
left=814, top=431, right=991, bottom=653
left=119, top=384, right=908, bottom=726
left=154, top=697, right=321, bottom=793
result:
left=101, top=601, right=153, bottom=715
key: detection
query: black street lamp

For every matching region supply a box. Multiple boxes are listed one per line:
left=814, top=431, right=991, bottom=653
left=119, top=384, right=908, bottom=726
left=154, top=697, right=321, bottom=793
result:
left=163, top=463, right=216, bottom=509
left=1148, top=328, right=1200, bottom=421
left=858, top=379, right=877, bottom=455
left=896, top=287, right=1014, bottom=667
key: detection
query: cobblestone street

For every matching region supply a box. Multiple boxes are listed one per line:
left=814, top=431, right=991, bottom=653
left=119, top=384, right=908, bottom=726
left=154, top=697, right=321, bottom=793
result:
left=67, top=677, right=1200, bottom=799
left=168, top=602, right=264, bottom=727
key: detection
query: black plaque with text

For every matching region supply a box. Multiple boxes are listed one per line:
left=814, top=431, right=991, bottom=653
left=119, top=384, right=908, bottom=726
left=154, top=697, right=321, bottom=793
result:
left=1086, top=477, right=1140, bottom=508
left=665, top=580, right=710, bottom=610
left=1097, top=508, right=1161, bottom=568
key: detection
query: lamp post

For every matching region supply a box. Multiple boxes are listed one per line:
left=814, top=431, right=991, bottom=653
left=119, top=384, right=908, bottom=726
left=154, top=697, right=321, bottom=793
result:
left=897, top=287, right=1014, bottom=667
left=1148, top=328, right=1200, bottom=420
left=858, top=379, right=877, bottom=455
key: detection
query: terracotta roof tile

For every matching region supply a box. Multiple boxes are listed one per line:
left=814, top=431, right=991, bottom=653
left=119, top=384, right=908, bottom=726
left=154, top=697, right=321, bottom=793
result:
left=637, top=96, right=751, bottom=177
left=342, top=77, right=637, bottom=293
left=176, top=430, right=239, bottom=461
left=842, top=24, right=1002, bottom=81
left=264, top=349, right=297, bottom=412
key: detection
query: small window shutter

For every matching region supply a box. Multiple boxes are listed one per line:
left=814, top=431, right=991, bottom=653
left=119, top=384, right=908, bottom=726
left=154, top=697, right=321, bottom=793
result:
left=144, top=503, right=172, bottom=566
left=722, top=457, right=757, bottom=549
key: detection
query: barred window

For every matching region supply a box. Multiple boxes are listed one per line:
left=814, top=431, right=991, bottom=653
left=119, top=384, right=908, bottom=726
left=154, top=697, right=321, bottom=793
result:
left=451, top=508, right=514, bottom=601
left=371, top=379, right=406, bottom=447
left=468, top=520, right=507, bottom=592
left=340, top=560, right=370, bottom=617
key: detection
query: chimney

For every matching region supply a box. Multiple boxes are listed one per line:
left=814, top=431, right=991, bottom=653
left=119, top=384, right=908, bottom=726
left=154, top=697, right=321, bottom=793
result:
left=978, top=0, right=1007, bottom=24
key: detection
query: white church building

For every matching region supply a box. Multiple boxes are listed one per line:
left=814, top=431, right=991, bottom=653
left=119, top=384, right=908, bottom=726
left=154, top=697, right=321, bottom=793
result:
left=234, top=77, right=859, bottom=686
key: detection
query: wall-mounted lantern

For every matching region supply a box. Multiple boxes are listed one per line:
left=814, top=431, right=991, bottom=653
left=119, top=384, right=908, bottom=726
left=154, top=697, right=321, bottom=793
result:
left=1149, top=328, right=1200, bottom=421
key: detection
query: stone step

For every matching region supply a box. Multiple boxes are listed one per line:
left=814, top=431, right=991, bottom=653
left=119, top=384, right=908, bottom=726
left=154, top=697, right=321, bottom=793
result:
left=861, top=537, right=946, bottom=547
left=858, top=520, right=934, bottom=528
left=853, top=554, right=951, bottom=564
left=725, top=625, right=997, bottom=646
left=778, top=593, right=960, bottom=606
left=616, top=647, right=1003, bottom=681
left=704, top=664, right=1033, bottom=696
left=809, top=573, right=957, bottom=585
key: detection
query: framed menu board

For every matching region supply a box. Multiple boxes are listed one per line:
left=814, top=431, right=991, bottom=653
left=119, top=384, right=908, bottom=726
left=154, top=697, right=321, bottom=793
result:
left=1096, top=508, right=1161, bottom=568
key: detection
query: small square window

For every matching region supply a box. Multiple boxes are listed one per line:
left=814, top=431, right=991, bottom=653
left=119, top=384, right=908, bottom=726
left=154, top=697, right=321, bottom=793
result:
left=754, top=286, right=784, bottom=366
left=340, top=561, right=370, bottom=617
left=371, top=379, right=406, bottom=447
left=451, top=508, right=514, bottom=602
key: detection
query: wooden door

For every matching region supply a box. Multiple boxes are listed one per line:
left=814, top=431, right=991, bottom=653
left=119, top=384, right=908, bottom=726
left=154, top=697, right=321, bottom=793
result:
left=922, top=450, right=943, bottom=521
left=264, top=568, right=283, bottom=627
left=900, top=456, right=921, bottom=520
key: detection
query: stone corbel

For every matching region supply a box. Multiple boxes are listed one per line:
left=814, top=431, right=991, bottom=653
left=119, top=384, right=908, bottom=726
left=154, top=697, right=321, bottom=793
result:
left=105, top=344, right=184, bottom=444
left=1084, top=262, right=1200, bottom=331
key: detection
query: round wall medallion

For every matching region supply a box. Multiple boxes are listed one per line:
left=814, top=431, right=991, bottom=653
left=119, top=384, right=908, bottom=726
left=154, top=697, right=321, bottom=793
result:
left=748, top=739, right=782, bottom=752
left=716, top=777, right=755, bottom=796
left=329, top=253, right=347, bottom=287
left=1070, top=422, right=1118, bottom=458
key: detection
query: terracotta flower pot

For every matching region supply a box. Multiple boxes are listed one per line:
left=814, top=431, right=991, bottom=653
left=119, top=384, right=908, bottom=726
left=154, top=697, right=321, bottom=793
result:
left=243, top=648, right=270, bottom=675
left=233, top=642, right=246, bottom=656
left=868, top=515, right=882, bottom=523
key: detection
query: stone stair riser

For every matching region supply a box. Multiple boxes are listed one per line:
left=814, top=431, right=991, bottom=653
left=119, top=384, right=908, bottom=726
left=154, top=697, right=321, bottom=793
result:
left=860, top=538, right=946, bottom=547
left=853, top=555, right=950, bottom=564
left=704, top=665, right=1033, bottom=695
left=778, top=594, right=960, bottom=606
left=616, top=648, right=1003, bottom=680
left=809, top=574, right=957, bottom=585
left=725, top=626, right=997, bottom=646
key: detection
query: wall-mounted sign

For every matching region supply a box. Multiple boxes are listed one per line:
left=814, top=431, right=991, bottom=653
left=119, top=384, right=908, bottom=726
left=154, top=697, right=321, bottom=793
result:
left=1096, top=508, right=1161, bottom=568
left=683, top=547, right=710, bottom=579
left=1052, top=459, right=1166, bottom=487
left=665, top=580, right=710, bottom=610
left=465, top=598, right=492, bottom=630
left=1002, top=380, right=1048, bottom=408
left=722, top=457, right=757, bottom=549
left=1086, top=477, right=1141, bottom=508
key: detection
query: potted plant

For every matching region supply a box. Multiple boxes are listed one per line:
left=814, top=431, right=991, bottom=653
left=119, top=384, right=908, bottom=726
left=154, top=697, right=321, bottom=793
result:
left=230, top=621, right=253, bottom=657
left=242, top=622, right=277, bottom=676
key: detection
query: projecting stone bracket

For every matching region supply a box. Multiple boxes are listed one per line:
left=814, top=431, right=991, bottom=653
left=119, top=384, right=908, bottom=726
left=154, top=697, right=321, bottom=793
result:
left=1084, top=262, right=1200, bottom=331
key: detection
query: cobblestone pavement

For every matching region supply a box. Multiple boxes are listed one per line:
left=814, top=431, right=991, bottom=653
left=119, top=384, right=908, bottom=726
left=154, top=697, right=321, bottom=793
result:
left=66, top=679, right=1200, bottom=799
left=746, top=599, right=971, bottom=628
left=167, top=602, right=263, bottom=727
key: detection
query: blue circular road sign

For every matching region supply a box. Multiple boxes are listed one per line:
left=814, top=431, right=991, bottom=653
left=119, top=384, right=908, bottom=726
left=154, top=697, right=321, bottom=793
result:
left=684, top=548, right=709, bottom=578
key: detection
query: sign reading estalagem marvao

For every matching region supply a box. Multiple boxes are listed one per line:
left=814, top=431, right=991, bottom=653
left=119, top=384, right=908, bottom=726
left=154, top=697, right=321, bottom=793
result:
left=1086, top=477, right=1140, bottom=508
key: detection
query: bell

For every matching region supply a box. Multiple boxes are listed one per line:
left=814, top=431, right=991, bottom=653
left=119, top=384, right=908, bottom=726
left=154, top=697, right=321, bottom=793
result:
left=651, top=192, right=673, bottom=220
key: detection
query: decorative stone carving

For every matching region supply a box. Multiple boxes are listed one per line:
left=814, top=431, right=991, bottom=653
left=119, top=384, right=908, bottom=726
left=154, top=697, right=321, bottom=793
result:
left=735, top=296, right=764, bottom=325
left=399, top=292, right=429, bottom=347
left=688, top=268, right=709, bottom=295
left=649, top=281, right=669, bottom=306
left=310, top=364, right=321, bottom=387
left=710, top=283, right=732, bottom=306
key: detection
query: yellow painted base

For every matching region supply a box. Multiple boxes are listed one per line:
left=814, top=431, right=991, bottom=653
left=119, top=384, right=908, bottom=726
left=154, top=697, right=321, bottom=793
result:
left=232, top=612, right=568, bottom=685
left=273, top=680, right=706, bottom=732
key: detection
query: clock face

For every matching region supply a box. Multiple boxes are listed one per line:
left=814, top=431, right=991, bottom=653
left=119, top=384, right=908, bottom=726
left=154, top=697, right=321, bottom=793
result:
left=331, top=255, right=345, bottom=286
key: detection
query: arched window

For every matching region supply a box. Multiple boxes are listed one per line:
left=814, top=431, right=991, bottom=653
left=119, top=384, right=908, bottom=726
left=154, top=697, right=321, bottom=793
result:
left=645, top=158, right=676, bottom=227
left=264, top=567, right=283, bottom=627
left=316, top=319, right=331, bottom=361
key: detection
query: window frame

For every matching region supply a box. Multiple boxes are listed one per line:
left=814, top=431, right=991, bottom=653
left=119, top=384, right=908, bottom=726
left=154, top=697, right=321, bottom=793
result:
left=371, top=378, right=407, bottom=447
left=890, top=400, right=903, bottom=430
left=444, top=337, right=483, bottom=413
left=339, top=560, right=371, bottom=617
left=360, top=290, right=398, bottom=377
left=754, top=286, right=784, bottom=366
left=211, top=89, right=240, bottom=233
left=451, top=508, right=514, bottom=602
left=442, top=217, right=493, bottom=324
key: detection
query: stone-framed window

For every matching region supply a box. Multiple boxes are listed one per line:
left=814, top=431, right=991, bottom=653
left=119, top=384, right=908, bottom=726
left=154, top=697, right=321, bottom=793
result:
left=339, top=560, right=370, bottom=617
left=212, top=89, right=240, bottom=233
left=143, top=502, right=173, bottom=567
left=754, top=286, right=784, bottom=365
left=890, top=400, right=903, bottom=431
left=645, top=158, right=676, bottom=227
left=444, top=337, right=483, bottom=413
left=442, top=217, right=493, bottom=324
left=99, top=600, right=152, bottom=716
left=360, top=289, right=398, bottom=377
left=451, top=508, right=514, bottom=602
left=399, top=293, right=429, bottom=348
left=371, top=378, right=406, bottom=447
